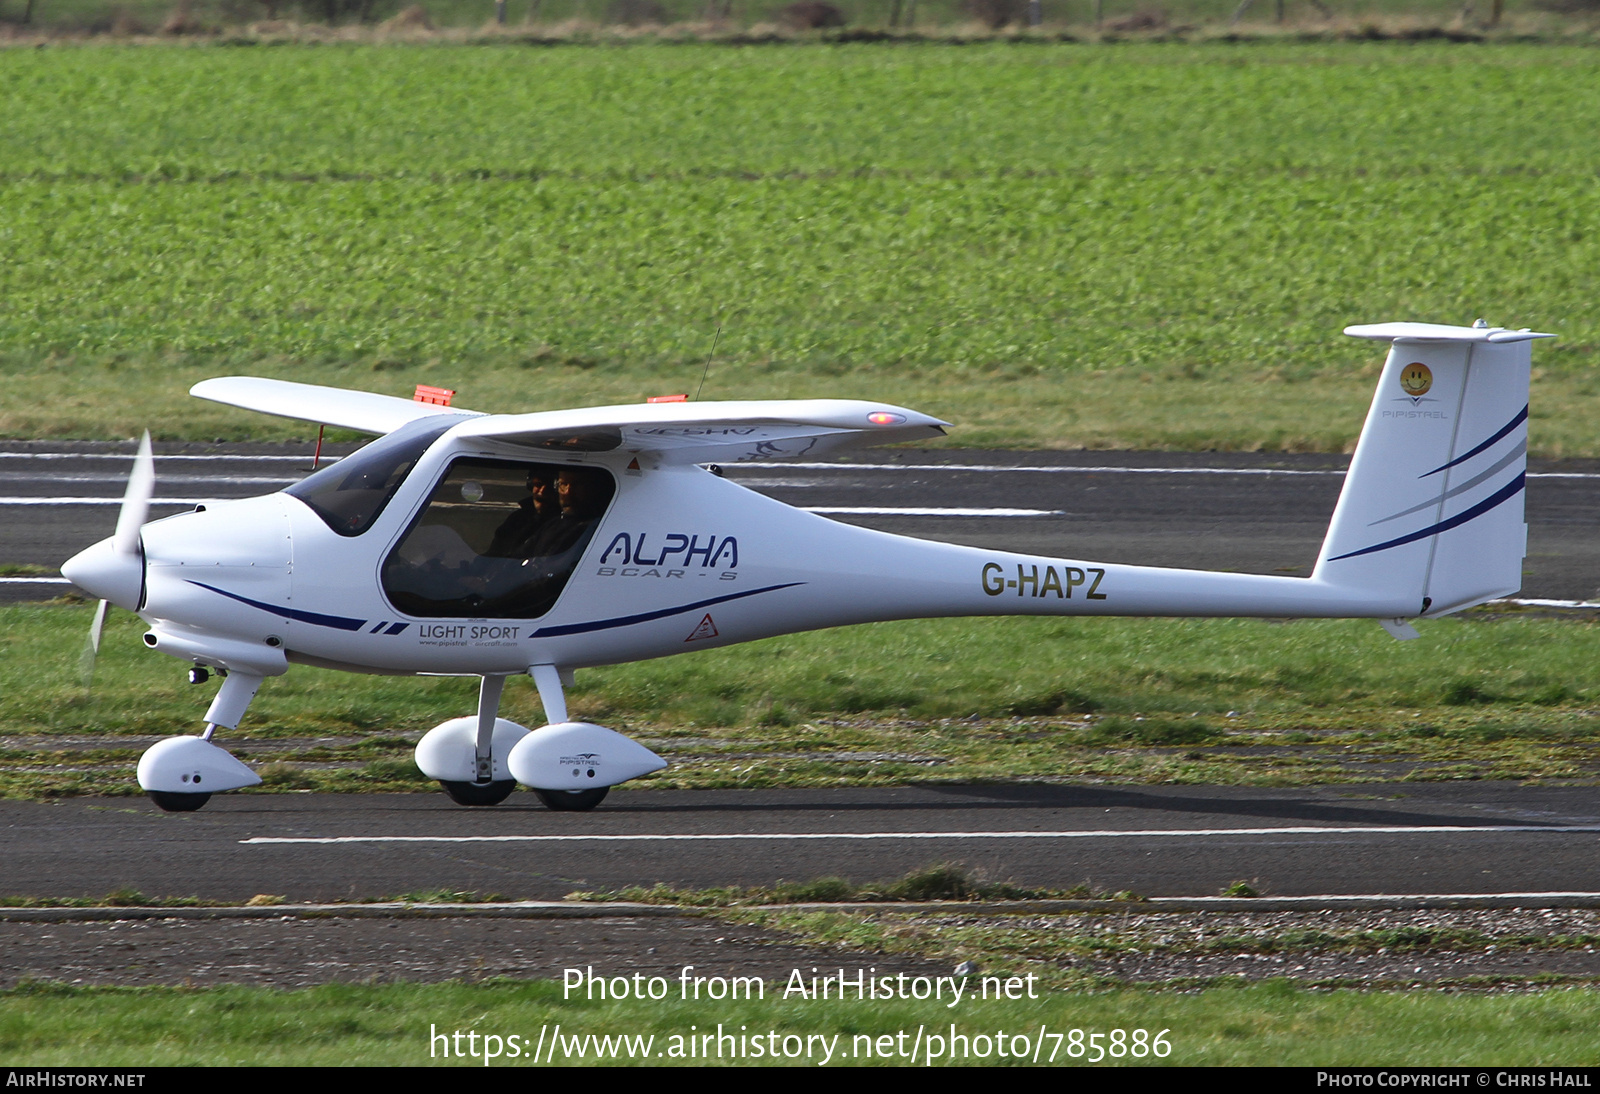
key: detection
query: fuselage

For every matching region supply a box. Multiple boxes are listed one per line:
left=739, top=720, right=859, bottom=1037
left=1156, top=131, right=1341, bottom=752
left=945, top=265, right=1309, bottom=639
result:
left=74, top=422, right=1422, bottom=683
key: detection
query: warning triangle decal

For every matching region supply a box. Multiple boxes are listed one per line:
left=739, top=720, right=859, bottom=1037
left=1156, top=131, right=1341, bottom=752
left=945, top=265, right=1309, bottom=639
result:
left=685, top=614, right=718, bottom=642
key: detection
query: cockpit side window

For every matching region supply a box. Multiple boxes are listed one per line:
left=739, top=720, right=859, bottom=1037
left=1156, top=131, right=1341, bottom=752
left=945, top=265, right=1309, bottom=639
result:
left=381, top=458, right=615, bottom=619
left=286, top=417, right=459, bottom=537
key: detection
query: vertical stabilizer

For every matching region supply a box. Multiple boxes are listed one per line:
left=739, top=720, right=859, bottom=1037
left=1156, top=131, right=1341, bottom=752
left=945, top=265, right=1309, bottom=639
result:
left=1313, top=322, right=1549, bottom=619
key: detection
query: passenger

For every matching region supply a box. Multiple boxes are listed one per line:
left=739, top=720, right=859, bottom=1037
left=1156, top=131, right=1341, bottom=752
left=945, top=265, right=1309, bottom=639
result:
left=492, top=467, right=612, bottom=618
left=525, top=468, right=608, bottom=562
left=486, top=469, right=557, bottom=558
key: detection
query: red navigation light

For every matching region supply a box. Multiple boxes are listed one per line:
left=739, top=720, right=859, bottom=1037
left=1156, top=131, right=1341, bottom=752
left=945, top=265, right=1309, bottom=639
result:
left=647, top=394, right=689, bottom=404
left=867, top=412, right=906, bottom=426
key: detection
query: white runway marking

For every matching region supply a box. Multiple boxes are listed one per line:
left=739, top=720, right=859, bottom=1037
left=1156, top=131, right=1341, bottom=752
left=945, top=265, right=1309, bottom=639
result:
left=243, top=823, right=1600, bottom=846
left=1502, top=598, right=1600, bottom=609
left=6, top=574, right=1584, bottom=615
left=0, top=474, right=297, bottom=486
left=740, top=462, right=1600, bottom=481
left=0, top=452, right=333, bottom=463
left=0, top=498, right=1062, bottom=517
left=0, top=497, right=208, bottom=506
left=801, top=507, right=1062, bottom=517
left=1155, top=892, right=1600, bottom=903
left=1, top=451, right=1594, bottom=479
left=749, top=462, right=1347, bottom=477
left=7, top=574, right=1585, bottom=612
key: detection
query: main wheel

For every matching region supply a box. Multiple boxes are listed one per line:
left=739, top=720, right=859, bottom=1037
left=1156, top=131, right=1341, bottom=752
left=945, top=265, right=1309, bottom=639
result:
left=147, top=791, right=211, bottom=812
left=535, top=787, right=609, bottom=812
left=440, top=780, right=516, bottom=806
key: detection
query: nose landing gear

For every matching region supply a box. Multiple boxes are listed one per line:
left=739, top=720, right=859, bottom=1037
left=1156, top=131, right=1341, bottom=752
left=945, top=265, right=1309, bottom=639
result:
left=137, top=671, right=267, bottom=812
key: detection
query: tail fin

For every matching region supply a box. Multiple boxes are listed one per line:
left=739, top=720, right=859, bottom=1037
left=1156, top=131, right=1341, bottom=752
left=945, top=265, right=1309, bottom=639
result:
left=1313, top=321, right=1550, bottom=619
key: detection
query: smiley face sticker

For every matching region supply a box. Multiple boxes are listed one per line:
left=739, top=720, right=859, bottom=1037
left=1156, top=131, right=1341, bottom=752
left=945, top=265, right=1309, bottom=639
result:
left=1399, top=362, right=1433, bottom=397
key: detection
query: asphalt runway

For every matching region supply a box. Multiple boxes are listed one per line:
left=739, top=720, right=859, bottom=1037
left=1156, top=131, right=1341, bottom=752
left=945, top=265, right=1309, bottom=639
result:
left=7, top=783, right=1600, bottom=902
left=9, top=783, right=1600, bottom=990
left=5, top=440, right=1600, bottom=602
left=4, top=441, right=1600, bottom=979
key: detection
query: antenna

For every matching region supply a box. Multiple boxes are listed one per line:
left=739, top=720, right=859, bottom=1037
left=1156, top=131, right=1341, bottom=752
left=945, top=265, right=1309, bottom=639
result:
left=694, top=325, right=722, bottom=402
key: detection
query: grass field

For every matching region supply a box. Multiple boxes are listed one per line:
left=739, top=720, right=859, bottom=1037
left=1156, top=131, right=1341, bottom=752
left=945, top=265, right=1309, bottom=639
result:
left=3, top=977, right=1599, bottom=1065
left=6, top=602, right=1599, bottom=799
left=2, top=42, right=1599, bottom=451
left=4, top=0, right=1586, bottom=35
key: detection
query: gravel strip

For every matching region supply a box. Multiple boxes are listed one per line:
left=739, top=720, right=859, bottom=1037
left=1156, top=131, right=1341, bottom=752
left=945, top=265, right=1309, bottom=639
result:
left=9, top=906, right=1600, bottom=991
left=0, top=914, right=948, bottom=990
left=858, top=907, right=1600, bottom=989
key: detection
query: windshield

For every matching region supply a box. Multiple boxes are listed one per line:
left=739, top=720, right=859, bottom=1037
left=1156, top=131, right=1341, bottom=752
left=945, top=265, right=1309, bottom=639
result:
left=286, top=417, right=460, bottom=537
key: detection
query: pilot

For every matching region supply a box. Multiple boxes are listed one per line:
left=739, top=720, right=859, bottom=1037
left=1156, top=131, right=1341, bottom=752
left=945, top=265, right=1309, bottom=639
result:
left=492, top=467, right=611, bottom=617
left=486, top=468, right=557, bottom=558
left=524, top=468, right=607, bottom=561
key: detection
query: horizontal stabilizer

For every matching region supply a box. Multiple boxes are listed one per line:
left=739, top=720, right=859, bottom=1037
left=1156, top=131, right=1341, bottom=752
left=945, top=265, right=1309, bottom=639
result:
left=190, top=377, right=482, bottom=435
left=1344, top=322, right=1554, bottom=345
left=453, top=399, right=948, bottom=463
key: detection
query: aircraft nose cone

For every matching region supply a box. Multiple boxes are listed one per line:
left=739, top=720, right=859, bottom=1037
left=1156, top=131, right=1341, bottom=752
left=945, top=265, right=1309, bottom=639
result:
left=61, top=537, right=145, bottom=610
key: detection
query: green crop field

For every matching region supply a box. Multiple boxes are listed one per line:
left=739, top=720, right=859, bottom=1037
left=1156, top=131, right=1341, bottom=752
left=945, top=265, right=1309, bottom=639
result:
left=2, top=42, right=1599, bottom=451
left=2, top=0, right=1582, bottom=37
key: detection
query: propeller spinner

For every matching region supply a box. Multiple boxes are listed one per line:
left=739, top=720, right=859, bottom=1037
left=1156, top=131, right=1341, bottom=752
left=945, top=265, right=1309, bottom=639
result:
left=63, top=432, right=154, bottom=682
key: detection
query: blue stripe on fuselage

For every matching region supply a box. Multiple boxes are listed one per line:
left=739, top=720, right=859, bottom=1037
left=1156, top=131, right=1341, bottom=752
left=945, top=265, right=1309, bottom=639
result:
left=531, top=583, right=806, bottom=638
left=187, top=581, right=367, bottom=631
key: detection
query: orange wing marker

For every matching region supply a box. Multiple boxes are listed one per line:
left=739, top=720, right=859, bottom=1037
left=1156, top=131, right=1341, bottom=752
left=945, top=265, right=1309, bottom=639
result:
left=413, top=384, right=455, bottom=406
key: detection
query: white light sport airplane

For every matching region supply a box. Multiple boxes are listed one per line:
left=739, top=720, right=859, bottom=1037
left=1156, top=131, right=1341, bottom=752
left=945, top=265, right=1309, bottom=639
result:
left=62, top=320, right=1548, bottom=813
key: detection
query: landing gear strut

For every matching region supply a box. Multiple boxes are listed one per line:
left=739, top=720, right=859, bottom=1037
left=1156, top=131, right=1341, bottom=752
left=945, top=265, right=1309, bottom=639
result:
left=415, top=674, right=532, bottom=807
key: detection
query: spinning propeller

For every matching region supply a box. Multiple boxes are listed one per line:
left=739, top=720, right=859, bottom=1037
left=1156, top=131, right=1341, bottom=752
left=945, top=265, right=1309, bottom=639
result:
left=73, top=432, right=154, bottom=685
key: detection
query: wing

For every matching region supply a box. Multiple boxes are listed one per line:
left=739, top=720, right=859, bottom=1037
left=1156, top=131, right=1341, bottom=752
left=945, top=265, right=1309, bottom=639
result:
left=190, top=378, right=946, bottom=458
left=190, top=377, right=482, bottom=435
left=450, top=399, right=949, bottom=463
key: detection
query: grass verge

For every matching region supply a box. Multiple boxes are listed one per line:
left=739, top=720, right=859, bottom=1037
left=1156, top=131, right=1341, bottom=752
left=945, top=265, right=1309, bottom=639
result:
left=568, top=863, right=1146, bottom=906
left=5, top=603, right=1600, bottom=799
left=3, top=977, right=1600, bottom=1064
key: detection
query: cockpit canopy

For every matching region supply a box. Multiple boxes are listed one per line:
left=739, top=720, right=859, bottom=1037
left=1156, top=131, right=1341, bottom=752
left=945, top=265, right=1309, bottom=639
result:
left=381, top=457, right=615, bottom=619
left=285, top=416, right=459, bottom=537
